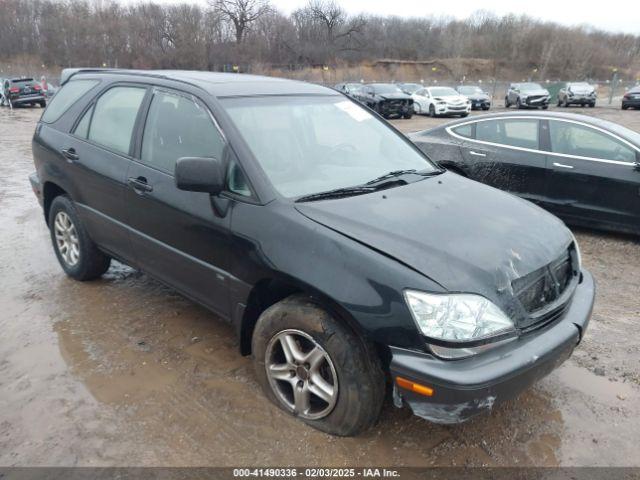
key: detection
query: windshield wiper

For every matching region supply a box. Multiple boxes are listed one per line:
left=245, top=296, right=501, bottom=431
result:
left=295, top=185, right=377, bottom=203
left=365, top=169, right=417, bottom=185
left=365, top=168, right=442, bottom=186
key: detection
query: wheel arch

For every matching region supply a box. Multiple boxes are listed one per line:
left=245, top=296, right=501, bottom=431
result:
left=43, top=181, right=68, bottom=226
left=237, top=276, right=366, bottom=357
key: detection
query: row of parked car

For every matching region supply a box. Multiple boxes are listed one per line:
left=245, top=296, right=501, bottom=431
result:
left=336, top=80, right=640, bottom=117
left=334, top=81, right=491, bottom=119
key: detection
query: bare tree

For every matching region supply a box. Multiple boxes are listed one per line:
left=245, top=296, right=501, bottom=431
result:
left=211, top=0, right=271, bottom=44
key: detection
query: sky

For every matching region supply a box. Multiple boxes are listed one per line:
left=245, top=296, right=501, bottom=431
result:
left=136, top=0, right=639, bottom=35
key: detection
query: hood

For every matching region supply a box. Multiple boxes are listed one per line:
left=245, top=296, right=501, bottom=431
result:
left=467, top=93, right=489, bottom=100
left=522, top=88, right=550, bottom=96
left=295, top=173, right=572, bottom=314
left=434, top=95, right=467, bottom=104
left=569, top=86, right=594, bottom=95
left=379, top=92, right=411, bottom=100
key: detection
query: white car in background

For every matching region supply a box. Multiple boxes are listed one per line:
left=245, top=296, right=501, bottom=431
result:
left=411, top=87, right=471, bottom=117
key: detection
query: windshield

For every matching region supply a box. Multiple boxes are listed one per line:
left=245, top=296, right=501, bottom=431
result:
left=458, top=86, right=483, bottom=94
left=222, top=96, right=436, bottom=198
left=372, top=84, right=402, bottom=94
left=401, top=83, right=422, bottom=93
left=429, top=87, right=458, bottom=97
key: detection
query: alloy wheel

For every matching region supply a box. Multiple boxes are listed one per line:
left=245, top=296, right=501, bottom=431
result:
left=54, top=211, right=80, bottom=266
left=265, top=329, right=338, bottom=420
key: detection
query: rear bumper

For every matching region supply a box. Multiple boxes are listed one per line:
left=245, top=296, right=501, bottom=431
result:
left=390, top=269, right=595, bottom=424
left=11, top=95, right=45, bottom=104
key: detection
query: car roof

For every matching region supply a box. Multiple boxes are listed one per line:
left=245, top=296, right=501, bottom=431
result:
left=423, top=111, right=640, bottom=143
left=64, top=69, right=338, bottom=98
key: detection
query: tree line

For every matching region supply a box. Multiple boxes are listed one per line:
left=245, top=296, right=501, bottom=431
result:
left=1, top=0, right=639, bottom=80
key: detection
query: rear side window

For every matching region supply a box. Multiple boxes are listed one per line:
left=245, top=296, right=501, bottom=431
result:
left=73, top=106, right=93, bottom=138
left=549, top=120, right=636, bottom=162
left=476, top=119, right=539, bottom=150
left=452, top=124, right=473, bottom=139
left=141, top=90, right=225, bottom=174
left=41, top=79, right=99, bottom=123
left=88, top=86, right=146, bottom=156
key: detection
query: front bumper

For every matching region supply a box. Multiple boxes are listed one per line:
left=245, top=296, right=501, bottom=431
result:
left=380, top=102, right=412, bottom=116
left=470, top=100, right=491, bottom=110
left=523, top=96, right=550, bottom=107
left=435, top=104, right=471, bottom=115
left=390, top=269, right=595, bottom=424
left=566, top=95, right=595, bottom=105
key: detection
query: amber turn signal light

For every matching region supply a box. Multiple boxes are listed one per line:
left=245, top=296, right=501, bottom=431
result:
left=396, top=376, right=434, bottom=397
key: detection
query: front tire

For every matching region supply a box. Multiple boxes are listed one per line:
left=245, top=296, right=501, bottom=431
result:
left=252, top=295, right=385, bottom=436
left=49, top=195, right=111, bottom=280
left=429, top=104, right=436, bottom=117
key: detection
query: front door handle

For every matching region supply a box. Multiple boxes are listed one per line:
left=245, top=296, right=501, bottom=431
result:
left=553, top=162, right=574, bottom=169
left=469, top=151, right=487, bottom=157
left=127, top=176, right=153, bottom=193
left=61, top=148, right=79, bottom=162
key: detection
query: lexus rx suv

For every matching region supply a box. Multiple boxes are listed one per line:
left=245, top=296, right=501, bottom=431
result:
left=30, top=69, right=594, bottom=436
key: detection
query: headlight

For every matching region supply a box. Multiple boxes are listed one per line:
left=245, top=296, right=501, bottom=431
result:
left=404, top=291, right=515, bottom=343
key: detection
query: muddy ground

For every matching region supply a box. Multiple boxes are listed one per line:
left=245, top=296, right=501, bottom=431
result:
left=0, top=102, right=639, bottom=467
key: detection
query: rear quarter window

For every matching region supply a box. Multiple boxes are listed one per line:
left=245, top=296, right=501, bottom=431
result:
left=451, top=124, right=473, bottom=139
left=41, top=79, right=100, bottom=123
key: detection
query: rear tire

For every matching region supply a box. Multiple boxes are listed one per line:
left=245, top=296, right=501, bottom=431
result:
left=48, top=195, right=111, bottom=281
left=39, top=100, right=46, bottom=108
left=504, top=97, right=510, bottom=108
left=589, top=102, right=595, bottom=108
left=252, top=295, right=385, bottom=437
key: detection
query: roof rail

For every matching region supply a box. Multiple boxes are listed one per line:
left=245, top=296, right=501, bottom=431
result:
left=60, top=68, right=117, bottom=85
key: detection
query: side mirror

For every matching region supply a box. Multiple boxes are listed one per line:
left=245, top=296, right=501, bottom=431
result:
left=175, top=157, right=225, bottom=195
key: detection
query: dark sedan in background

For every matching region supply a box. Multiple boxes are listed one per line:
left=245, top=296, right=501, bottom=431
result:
left=355, top=83, right=414, bottom=119
left=1, top=77, right=46, bottom=107
left=410, top=112, right=640, bottom=235
left=334, top=82, right=363, bottom=99
left=622, top=86, right=640, bottom=110
left=456, top=85, right=491, bottom=110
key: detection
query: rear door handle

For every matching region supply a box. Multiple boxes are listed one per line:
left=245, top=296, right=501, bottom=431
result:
left=469, top=151, right=487, bottom=157
left=61, top=148, right=79, bottom=162
left=127, top=176, right=153, bottom=193
left=553, top=162, right=574, bottom=169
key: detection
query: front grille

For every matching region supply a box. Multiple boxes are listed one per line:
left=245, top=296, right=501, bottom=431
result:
left=526, top=95, right=547, bottom=104
left=511, top=249, right=577, bottom=330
